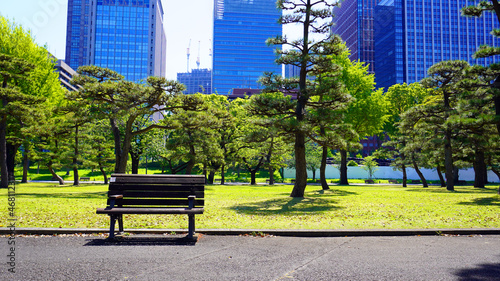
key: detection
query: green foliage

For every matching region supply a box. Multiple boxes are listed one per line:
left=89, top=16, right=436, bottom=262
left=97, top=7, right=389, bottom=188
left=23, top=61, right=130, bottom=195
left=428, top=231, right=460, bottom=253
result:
left=347, top=160, right=358, bottom=167
left=361, top=156, right=379, bottom=179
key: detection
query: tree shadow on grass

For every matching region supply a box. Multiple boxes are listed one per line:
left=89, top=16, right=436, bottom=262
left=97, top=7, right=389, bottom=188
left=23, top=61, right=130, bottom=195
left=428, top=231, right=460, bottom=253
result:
left=229, top=196, right=342, bottom=216
left=405, top=186, right=498, bottom=194
left=458, top=196, right=500, bottom=207
left=16, top=191, right=107, bottom=199
left=453, top=256, right=500, bottom=281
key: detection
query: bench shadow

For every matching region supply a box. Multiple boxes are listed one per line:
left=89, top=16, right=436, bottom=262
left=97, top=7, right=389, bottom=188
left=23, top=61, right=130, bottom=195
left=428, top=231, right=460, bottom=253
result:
left=84, top=235, right=198, bottom=246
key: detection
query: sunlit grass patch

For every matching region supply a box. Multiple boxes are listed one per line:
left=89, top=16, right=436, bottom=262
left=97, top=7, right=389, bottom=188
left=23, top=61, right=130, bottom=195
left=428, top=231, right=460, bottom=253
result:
left=1, top=182, right=499, bottom=230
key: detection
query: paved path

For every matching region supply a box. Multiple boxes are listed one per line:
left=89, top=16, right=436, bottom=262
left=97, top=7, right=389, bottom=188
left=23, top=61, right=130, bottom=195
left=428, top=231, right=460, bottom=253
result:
left=1, top=234, right=499, bottom=280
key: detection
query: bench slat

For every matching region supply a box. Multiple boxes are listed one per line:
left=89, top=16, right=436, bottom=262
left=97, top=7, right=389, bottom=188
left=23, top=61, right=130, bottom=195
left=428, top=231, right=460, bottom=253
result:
left=108, top=198, right=204, bottom=207
left=108, top=190, right=204, bottom=199
left=110, top=174, right=205, bottom=184
left=109, top=184, right=204, bottom=192
left=96, top=207, right=204, bottom=215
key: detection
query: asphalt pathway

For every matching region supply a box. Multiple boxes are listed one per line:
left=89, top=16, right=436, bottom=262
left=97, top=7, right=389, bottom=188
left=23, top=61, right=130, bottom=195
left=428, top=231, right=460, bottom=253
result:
left=1, top=234, right=499, bottom=280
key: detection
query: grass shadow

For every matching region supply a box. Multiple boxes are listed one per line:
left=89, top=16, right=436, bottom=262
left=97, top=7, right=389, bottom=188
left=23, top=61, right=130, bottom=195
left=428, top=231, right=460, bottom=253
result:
left=16, top=191, right=108, bottom=199
left=405, top=186, right=498, bottom=194
left=458, top=196, right=500, bottom=207
left=229, top=196, right=342, bottom=216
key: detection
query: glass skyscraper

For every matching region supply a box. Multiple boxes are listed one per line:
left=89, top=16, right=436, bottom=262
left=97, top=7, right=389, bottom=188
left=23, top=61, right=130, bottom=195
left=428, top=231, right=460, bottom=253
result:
left=177, top=69, right=213, bottom=95
left=334, top=0, right=500, bottom=89
left=65, top=0, right=166, bottom=81
left=212, top=0, right=282, bottom=95
left=332, top=0, right=378, bottom=73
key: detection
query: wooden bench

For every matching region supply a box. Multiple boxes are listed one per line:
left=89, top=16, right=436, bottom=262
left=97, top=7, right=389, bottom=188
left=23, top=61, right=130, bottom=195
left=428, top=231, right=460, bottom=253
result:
left=388, top=179, right=398, bottom=184
left=96, top=174, right=205, bottom=239
left=80, top=177, right=90, bottom=181
left=365, top=179, right=375, bottom=184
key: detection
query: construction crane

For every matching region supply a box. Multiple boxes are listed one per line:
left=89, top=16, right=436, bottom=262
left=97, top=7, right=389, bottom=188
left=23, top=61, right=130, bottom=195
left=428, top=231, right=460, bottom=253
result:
left=187, top=39, right=191, bottom=72
left=196, top=41, right=201, bottom=69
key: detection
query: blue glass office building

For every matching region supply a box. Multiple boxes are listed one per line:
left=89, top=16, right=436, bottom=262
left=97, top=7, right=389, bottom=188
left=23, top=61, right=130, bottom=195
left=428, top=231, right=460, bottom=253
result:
left=65, top=0, right=166, bottom=81
left=335, top=0, right=500, bottom=89
left=212, top=0, right=282, bottom=95
left=394, top=0, right=500, bottom=84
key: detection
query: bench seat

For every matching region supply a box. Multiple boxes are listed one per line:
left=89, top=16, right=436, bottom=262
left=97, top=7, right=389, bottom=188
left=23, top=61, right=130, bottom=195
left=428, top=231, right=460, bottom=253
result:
left=96, top=207, right=204, bottom=215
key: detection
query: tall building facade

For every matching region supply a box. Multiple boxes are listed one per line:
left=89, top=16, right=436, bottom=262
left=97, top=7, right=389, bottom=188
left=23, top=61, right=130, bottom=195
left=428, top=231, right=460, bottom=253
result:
left=212, top=0, right=282, bottom=95
left=177, top=69, right=213, bottom=95
left=334, top=0, right=500, bottom=89
left=332, top=0, right=377, bottom=73
left=65, top=0, right=166, bottom=81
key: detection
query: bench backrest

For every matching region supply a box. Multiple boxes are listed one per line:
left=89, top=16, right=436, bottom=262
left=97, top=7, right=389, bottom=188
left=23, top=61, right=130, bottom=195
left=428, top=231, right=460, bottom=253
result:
left=107, top=174, right=205, bottom=208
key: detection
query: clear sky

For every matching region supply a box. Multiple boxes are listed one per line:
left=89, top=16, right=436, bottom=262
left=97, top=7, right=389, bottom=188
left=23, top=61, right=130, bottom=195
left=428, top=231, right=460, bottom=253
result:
left=0, top=0, right=214, bottom=80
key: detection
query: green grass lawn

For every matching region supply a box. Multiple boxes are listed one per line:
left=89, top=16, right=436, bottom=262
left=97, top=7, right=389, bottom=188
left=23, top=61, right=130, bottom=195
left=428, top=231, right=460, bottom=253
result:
left=2, top=182, right=499, bottom=230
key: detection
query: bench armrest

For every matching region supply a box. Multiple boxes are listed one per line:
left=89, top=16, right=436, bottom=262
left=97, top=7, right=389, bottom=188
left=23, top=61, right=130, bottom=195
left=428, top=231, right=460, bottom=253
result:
left=108, top=195, right=123, bottom=208
left=188, top=195, right=196, bottom=209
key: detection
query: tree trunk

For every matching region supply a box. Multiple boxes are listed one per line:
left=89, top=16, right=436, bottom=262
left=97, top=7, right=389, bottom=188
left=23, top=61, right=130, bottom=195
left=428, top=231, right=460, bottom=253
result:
left=493, top=82, right=500, bottom=135
left=473, top=150, right=486, bottom=188
left=444, top=131, right=455, bottom=191
left=269, top=167, right=275, bottom=185
left=185, top=143, right=196, bottom=175
left=73, top=159, right=79, bottom=186
left=0, top=118, right=8, bottom=188
left=339, top=149, right=349, bottom=185
left=453, top=166, right=460, bottom=185
left=130, top=150, right=140, bottom=174
left=99, top=163, right=108, bottom=184
left=250, top=170, right=257, bottom=185
left=7, top=143, right=17, bottom=182
left=402, top=163, right=407, bottom=187
left=412, top=159, right=428, bottom=187
left=290, top=0, right=311, bottom=198
left=22, top=148, right=29, bottom=183
left=47, top=162, right=64, bottom=185
left=490, top=167, right=500, bottom=194
left=320, top=146, right=329, bottom=190
left=437, top=166, right=446, bottom=187
left=208, top=170, right=215, bottom=184
left=221, top=165, right=225, bottom=185
left=290, top=130, right=308, bottom=197
left=72, top=126, right=80, bottom=186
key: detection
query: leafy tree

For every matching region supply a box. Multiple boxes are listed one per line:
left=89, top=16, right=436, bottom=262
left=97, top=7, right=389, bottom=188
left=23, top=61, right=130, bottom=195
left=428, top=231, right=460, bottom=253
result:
left=81, top=120, right=114, bottom=183
left=361, top=156, right=378, bottom=180
left=461, top=1, right=500, bottom=135
left=329, top=47, right=389, bottom=185
left=69, top=66, right=201, bottom=173
left=383, top=83, right=429, bottom=187
left=254, top=0, right=349, bottom=197
left=413, top=61, right=470, bottom=191
left=0, top=17, right=63, bottom=187
left=305, top=142, right=322, bottom=180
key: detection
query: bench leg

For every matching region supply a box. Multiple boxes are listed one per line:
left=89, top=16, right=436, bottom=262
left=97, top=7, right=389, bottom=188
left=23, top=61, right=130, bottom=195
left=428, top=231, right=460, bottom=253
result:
left=109, top=215, right=117, bottom=239
left=188, top=214, right=195, bottom=239
left=118, top=214, right=124, bottom=234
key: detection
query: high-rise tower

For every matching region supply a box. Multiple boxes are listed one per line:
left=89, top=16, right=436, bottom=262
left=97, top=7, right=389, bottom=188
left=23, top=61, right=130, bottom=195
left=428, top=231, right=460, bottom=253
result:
left=65, top=0, right=166, bottom=81
left=333, top=0, right=500, bottom=89
left=212, top=0, right=282, bottom=95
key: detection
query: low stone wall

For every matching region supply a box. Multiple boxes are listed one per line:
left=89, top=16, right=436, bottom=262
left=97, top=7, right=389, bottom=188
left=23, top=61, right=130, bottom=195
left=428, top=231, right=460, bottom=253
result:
left=284, top=166, right=500, bottom=183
